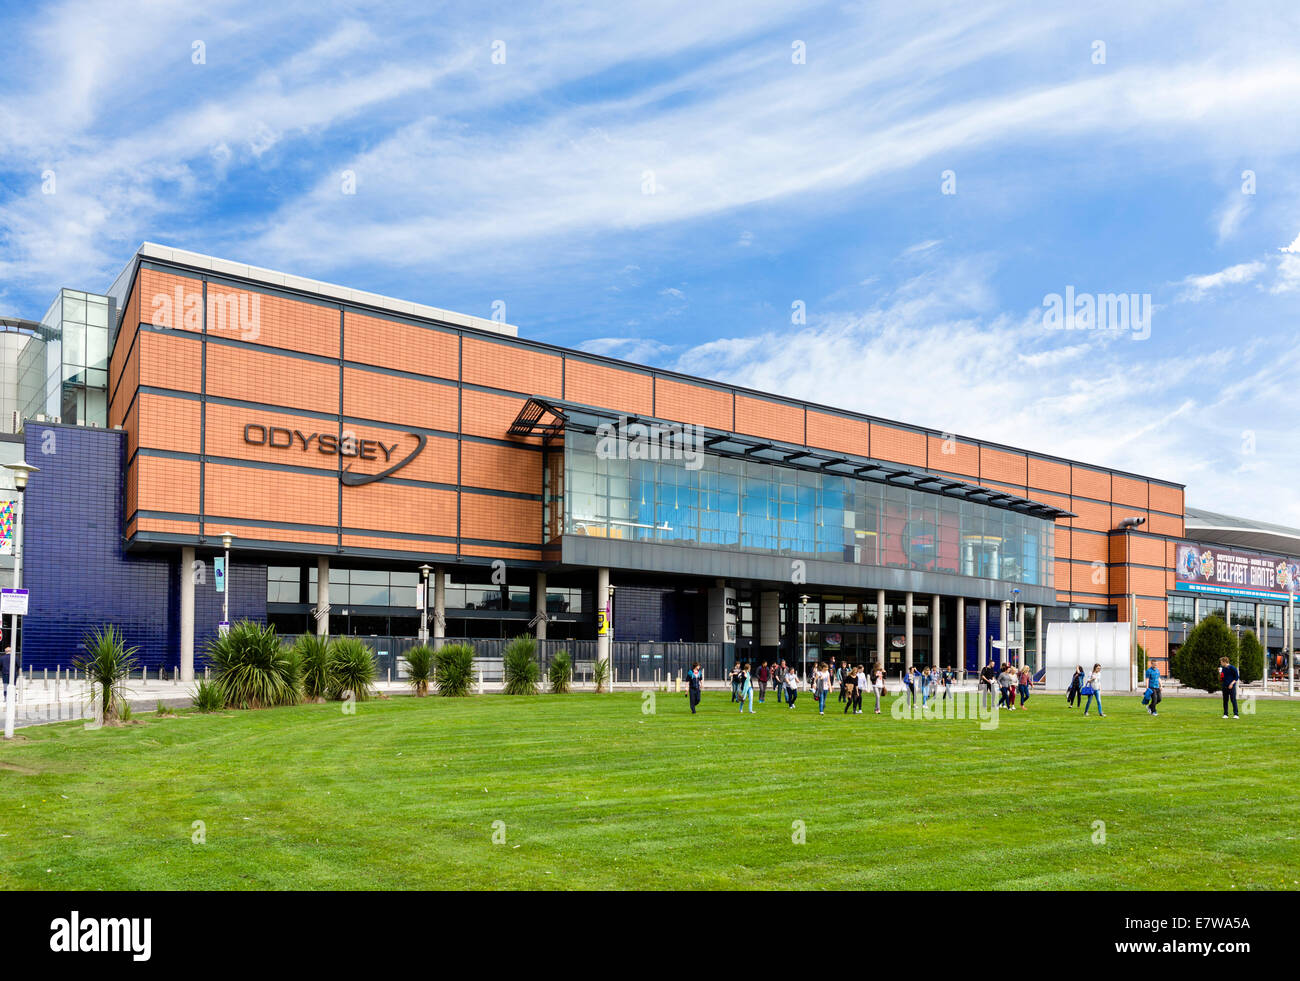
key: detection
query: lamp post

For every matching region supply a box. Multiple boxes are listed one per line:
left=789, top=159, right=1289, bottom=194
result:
left=3, top=461, right=38, bottom=740
left=800, top=593, right=810, bottom=680
left=1010, top=587, right=1021, bottom=665
left=418, top=564, right=431, bottom=646
left=220, top=532, right=234, bottom=632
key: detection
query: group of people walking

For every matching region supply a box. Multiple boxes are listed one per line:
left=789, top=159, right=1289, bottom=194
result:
left=975, top=661, right=1035, bottom=710
left=722, top=660, right=889, bottom=715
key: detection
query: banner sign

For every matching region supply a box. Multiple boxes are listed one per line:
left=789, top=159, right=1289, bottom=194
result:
left=0, top=501, right=13, bottom=556
left=1174, top=542, right=1299, bottom=601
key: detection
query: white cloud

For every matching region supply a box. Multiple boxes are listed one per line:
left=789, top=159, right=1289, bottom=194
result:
left=1280, top=232, right=1300, bottom=253
left=1177, top=261, right=1265, bottom=301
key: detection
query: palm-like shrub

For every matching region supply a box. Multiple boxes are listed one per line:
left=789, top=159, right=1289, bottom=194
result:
left=592, top=656, right=610, bottom=694
left=206, top=620, right=299, bottom=709
left=434, top=642, right=475, bottom=697
left=328, top=636, right=377, bottom=702
left=1171, top=614, right=1237, bottom=693
left=1238, top=629, right=1265, bottom=684
left=548, top=650, right=572, bottom=694
left=74, top=624, right=138, bottom=724
left=293, top=633, right=332, bottom=701
left=404, top=644, right=434, bottom=696
left=191, top=679, right=223, bottom=712
left=502, top=635, right=540, bottom=695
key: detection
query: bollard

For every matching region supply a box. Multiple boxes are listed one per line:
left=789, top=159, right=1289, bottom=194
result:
left=44, top=668, right=48, bottom=690
left=143, top=666, right=148, bottom=684
left=387, top=668, right=392, bottom=685
left=175, top=667, right=179, bottom=686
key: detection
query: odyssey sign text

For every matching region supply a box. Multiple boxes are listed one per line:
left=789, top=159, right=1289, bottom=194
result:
left=242, top=423, right=426, bottom=486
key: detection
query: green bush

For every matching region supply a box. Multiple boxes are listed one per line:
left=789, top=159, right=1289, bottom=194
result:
left=328, top=636, right=377, bottom=702
left=293, top=633, right=332, bottom=701
left=434, top=642, right=475, bottom=697
left=73, top=624, right=139, bottom=724
left=502, top=635, right=540, bottom=695
left=1238, top=630, right=1265, bottom=685
left=1135, top=643, right=1146, bottom=676
left=1171, top=615, right=1237, bottom=693
left=548, top=650, right=572, bottom=694
left=191, top=679, right=223, bottom=713
left=206, top=620, right=299, bottom=709
left=592, top=656, right=610, bottom=694
left=404, top=644, right=435, bottom=696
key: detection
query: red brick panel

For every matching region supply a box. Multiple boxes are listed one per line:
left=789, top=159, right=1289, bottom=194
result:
left=465, top=389, right=529, bottom=442
left=343, top=482, right=457, bottom=537
left=342, top=534, right=456, bottom=556
left=462, top=337, right=562, bottom=398
left=1111, top=474, right=1149, bottom=509
left=461, top=544, right=543, bottom=561
left=204, top=404, right=337, bottom=473
left=207, top=287, right=338, bottom=357
left=1070, top=498, right=1111, bottom=533
left=1028, top=456, right=1070, bottom=492
left=137, top=457, right=200, bottom=515
left=735, top=394, right=803, bottom=444
left=205, top=462, right=338, bottom=528
left=344, top=312, right=458, bottom=380
left=565, top=360, right=653, bottom=415
left=461, top=492, right=541, bottom=545
left=1071, top=533, right=1108, bottom=566
left=206, top=345, right=338, bottom=415
left=343, top=367, right=458, bottom=432
left=335, top=425, right=457, bottom=487
left=138, top=268, right=203, bottom=332
left=1110, top=504, right=1150, bottom=530
left=138, top=393, right=201, bottom=456
left=1149, top=483, right=1183, bottom=517
left=980, top=446, right=1028, bottom=486
left=870, top=424, right=926, bottom=467
left=1071, top=562, right=1108, bottom=595
left=927, top=434, right=979, bottom=477
left=139, top=331, right=201, bottom=393
left=806, top=411, right=870, bottom=459
left=655, top=378, right=733, bottom=430
left=1071, top=465, right=1110, bottom=501
left=461, top=441, right=541, bottom=496
left=1146, top=512, right=1183, bottom=538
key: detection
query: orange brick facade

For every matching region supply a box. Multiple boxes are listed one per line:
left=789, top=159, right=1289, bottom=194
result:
left=108, top=258, right=1188, bottom=663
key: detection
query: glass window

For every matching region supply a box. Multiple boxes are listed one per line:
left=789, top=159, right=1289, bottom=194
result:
left=350, top=569, right=389, bottom=606
left=267, top=566, right=300, bottom=604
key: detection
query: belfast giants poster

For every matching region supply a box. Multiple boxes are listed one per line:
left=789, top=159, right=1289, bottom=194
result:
left=1175, top=542, right=1299, bottom=601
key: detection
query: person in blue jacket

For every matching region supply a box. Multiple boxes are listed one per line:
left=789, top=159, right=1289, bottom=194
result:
left=1219, top=656, right=1240, bottom=719
left=738, top=662, right=755, bottom=714
left=1143, top=661, right=1162, bottom=716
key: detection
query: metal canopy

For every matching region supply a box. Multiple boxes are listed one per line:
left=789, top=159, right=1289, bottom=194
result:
left=508, top=396, right=1075, bottom=521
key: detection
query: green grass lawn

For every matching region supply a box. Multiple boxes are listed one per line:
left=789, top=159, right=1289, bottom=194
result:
left=1, top=689, right=1297, bottom=890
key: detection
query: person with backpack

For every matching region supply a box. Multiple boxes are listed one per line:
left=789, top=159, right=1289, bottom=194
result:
left=686, top=662, right=702, bottom=715
left=1220, top=656, right=1240, bottom=719
left=1143, top=661, right=1162, bottom=717
left=1082, top=663, right=1104, bottom=717
left=1066, top=665, right=1084, bottom=707
left=757, top=661, right=770, bottom=704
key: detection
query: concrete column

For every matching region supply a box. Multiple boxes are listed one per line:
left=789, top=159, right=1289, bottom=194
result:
left=433, top=567, right=446, bottom=648
left=179, top=546, right=195, bottom=682
left=1034, top=606, right=1042, bottom=672
left=1193, top=596, right=1200, bottom=623
left=1000, top=602, right=1009, bottom=667
left=931, top=594, right=940, bottom=669
left=316, top=555, right=330, bottom=637
left=904, top=592, right=914, bottom=672
left=956, top=597, right=965, bottom=677
left=596, top=566, right=611, bottom=677
left=1018, top=603, right=1026, bottom=668
left=759, top=591, right=780, bottom=659
left=978, top=599, right=988, bottom=669
left=875, top=589, right=886, bottom=667
left=534, top=571, right=548, bottom=640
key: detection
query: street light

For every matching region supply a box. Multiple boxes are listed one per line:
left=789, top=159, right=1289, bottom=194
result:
left=3, top=461, right=38, bottom=740
left=219, top=532, right=234, bottom=632
left=418, top=564, right=431, bottom=646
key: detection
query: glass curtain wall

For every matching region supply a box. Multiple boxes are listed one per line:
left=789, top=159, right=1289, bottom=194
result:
left=558, top=431, right=1054, bottom=588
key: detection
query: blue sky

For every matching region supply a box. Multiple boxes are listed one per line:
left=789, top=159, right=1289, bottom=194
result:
left=1, top=0, right=1298, bottom=522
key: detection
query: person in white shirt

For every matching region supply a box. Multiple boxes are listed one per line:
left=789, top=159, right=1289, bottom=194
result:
left=1083, top=663, right=1105, bottom=717
left=785, top=668, right=800, bottom=708
left=854, top=665, right=868, bottom=714
left=871, top=664, right=884, bottom=714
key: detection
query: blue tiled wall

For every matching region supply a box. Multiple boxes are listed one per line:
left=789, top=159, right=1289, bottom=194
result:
left=18, top=425, right=266, bottom=670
